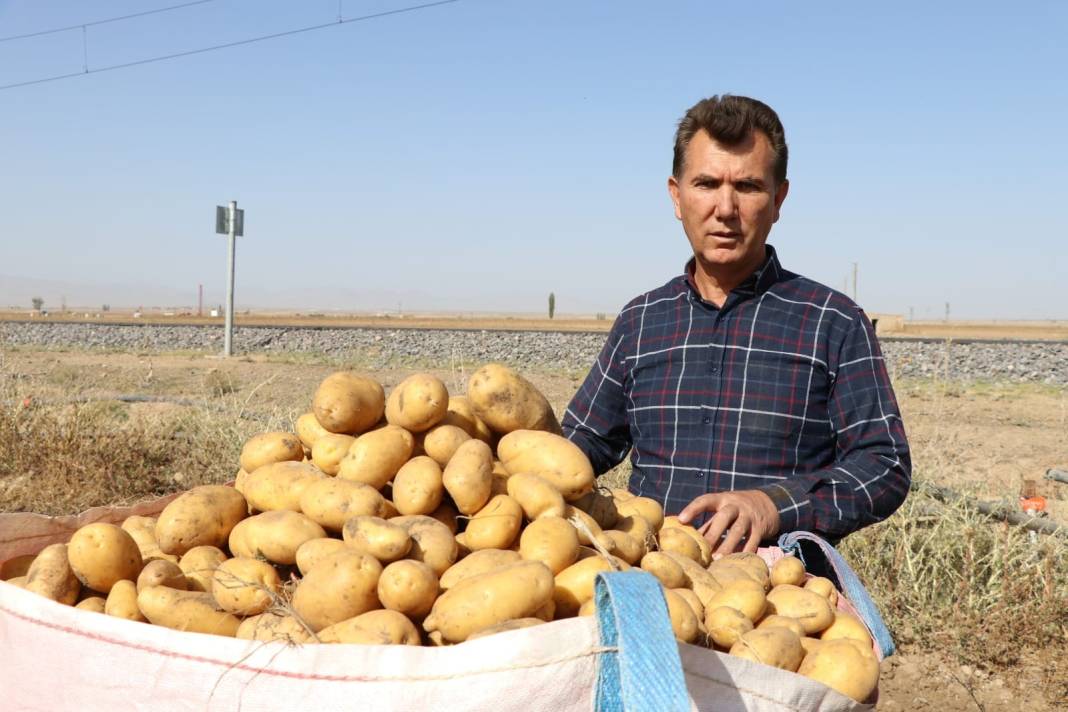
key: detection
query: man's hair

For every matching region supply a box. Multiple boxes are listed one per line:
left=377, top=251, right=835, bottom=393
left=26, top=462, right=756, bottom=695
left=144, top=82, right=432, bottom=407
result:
left=672, top=95, right=788, bottom=185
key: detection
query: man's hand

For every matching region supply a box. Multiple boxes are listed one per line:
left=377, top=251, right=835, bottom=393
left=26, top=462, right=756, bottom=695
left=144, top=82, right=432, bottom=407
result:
left=677, top=490, right=781, bottom=555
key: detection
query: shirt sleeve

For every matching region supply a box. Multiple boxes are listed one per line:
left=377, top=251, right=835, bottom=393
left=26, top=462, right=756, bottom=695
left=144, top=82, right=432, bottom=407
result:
left=757, top=309, right=912, bottom=540
left=561, top=315, right=633, bottom=475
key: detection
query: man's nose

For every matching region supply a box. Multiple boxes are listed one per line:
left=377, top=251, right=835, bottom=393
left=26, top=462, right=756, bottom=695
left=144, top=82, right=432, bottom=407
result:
left=710, top=186, right=738, bottom=219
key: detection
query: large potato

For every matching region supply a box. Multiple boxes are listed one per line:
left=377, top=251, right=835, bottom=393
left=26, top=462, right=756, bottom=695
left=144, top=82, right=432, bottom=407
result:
left=819, top=611, right=874, bottom=645
left=336, top=425, right=415, bottom=489
left=704, top=580, right=767, bottom=623
left=229, top=510, right=327, bottom=565
left=67, top=523, right=143, bottom=593
left=659, top=519, right=710, bottom=565
left=729, top=627, right=805, bottom=672
left=423, top=561, right=555, bottom=643
left=296, top=411, right=331, bottom=450
left=178, top=546, right=228, bottom=592
left=385, top=373, right=449, bottom=432
left=295, top=537, right=349, bottom=576
left=658, top=527, right=704, bottom=563
left=553, top=555, right=619, bottom=618
left=497, top=430, right=594, bottom=501
left=519, top=517, right=580, bottom=575
left=615, top=495, right=665, bottom=532
left=105, top=579, right=145, bottom=621
left=377, top=560, right=439, bottom=621
left=24, top=544, right=81, bottom=604
left=291, top=550, right=383, bottom=632
left=804, top=576, right=840, bottom=607
left=319, top=609, right=421, bottom=645
left=312, top=372, right=385, bottom=435
left=156, top=485, right=249, bottom=556
left=466, top=364, right=561, bottom=435
left=766, top=585, right=835, bottom=635
left=392, top=456, right=445, bottom=515
left=640, top=552, right=687, bottom=590
left=137, top=586, right=241, bottom=637
left=664, top=588, right=700, bottom=643
left=242, top=461, right=325, bottom=512
left=404, top=521, right=459, bottom=577
left=311, top=433, right=357, bottom=475
left=706, top=606, right=753, bottom=649
left=240, top=431, right=304, bottom=473
left=441, top=395, right=494, bottom=443
left=439, top=549, right=522, bottom=590
left=442, top=439, right=494, bottom=515
left=212, top=557, right=282, bottom=616
left=507, top=473, right=566, bottom=521
left=602, top=530, right=644, bottom=565
left=136, top=560, right=189, bottom=592
left=770, top=556, right=806, bottom=587
left=797, top=639, right=880, bottom=702
left=421, top=425, right=471, bottom=467
left=121, top=516, right=177, bottom=564
left=300, top=477, right=388, bottom=533
left=342, top=516, right=412, bottom=563
left=465, top=495, right=523, bottom=550
left=237, top=612, right=315, bottom=644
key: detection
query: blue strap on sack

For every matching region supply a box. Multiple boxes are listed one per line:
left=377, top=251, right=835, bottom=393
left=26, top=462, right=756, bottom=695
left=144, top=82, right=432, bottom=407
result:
left=777, top=531, right=896, bottom=658
left=594, top=571, right=690, bottom=712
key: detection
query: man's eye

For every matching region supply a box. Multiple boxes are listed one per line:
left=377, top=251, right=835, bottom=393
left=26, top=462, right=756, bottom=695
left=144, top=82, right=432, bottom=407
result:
left=736, top=182, right=761, bottom=192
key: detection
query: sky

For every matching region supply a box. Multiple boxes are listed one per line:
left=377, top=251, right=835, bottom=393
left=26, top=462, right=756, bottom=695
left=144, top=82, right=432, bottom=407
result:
left=0, top=0, right=1065, bottom=319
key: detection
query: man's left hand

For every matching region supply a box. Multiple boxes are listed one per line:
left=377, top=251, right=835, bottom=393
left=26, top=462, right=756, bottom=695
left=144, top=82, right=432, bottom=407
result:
left=677, top=490, right=781, bottom=555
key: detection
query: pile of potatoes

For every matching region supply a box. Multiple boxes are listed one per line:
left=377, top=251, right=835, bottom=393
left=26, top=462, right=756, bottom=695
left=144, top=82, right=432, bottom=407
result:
left=8, top=363, right=879, bottom=702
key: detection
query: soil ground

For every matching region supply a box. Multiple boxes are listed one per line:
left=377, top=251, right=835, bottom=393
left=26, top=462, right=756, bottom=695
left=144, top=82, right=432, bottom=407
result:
left=2, top=348, right=1066, bottom=711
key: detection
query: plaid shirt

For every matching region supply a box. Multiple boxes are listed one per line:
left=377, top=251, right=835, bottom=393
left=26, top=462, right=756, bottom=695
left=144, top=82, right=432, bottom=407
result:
left=562, top=245, right=911, bottom=541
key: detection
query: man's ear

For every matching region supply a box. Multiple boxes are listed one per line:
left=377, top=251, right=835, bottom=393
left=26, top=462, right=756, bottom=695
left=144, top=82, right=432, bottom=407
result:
left=667, top=175, right=682, bottom=221
left=772, top=179, right=789, bottom=223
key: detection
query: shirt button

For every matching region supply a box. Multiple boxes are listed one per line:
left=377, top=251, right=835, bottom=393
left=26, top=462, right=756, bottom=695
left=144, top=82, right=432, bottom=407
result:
left=702, top=416, right=711, bottom=424
left=710, top=366, right=719, bottom=373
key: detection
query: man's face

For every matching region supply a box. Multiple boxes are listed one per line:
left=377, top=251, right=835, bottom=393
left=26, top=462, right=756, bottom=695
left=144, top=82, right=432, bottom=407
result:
left=668, top=129, right=789, bottom=277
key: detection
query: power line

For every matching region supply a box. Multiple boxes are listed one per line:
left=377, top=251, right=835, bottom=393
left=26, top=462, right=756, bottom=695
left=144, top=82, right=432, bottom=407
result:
left=0, top=0, right=460, bottom=91
left=0, top=0, right=216, bottom=43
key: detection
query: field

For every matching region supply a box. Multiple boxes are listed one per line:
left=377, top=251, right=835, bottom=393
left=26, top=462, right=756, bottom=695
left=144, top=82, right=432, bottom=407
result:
left=1, top=346, right=1066, bottom=710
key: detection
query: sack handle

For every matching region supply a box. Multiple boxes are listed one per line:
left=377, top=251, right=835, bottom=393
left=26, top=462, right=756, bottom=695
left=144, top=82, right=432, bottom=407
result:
left=777, top=531, right=896, bottom=658
left=594, top=571, right=690, bottom=712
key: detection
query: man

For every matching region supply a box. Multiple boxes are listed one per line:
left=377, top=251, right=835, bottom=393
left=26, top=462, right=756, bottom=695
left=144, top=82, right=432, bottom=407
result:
left=562, top=95, right=910, bottom=555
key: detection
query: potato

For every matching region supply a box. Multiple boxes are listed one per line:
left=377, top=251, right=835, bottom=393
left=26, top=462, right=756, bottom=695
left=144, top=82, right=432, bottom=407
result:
left=467, top=617, right=546, bottom=640
left=800, top=636, right=824, bottom=655
left=660, top=521, right=711, bottom=566
left=553, top=555, right=618, bottom=619
left=465, top=495, right=523, bottom=551
left=506, top=473, right=567, bottom=521
left=614, top=496, right=665, bottom=532
left=212, top=557, right=281, bottom=616
left=466, top=363, right=561, bottom=435
left=797, top=639, right=880, bottom=702
left=295, top=538, right=348, bottom=576
left=296, top=411, right=331, bottom=449
left=343, top=516, right=412, bottom=563
left=300, top=477, right=388, bottom=533
left=392, top=456, right=445, bottom=515
left=564, top=505, right=607, bottom=547
left=136, top=560, right=189, bottom=592
left=291, top=550, right=384, bottom=632
left=336, top=425, right=415, bottom=489
left=572, top=489, right=620, bottom=530
left=658, top=527, right=704, bottom=564
left=717, top=553, right=771, bottom=588
left=804, top=576, right=840, bottom=606
left=423, top=561, right=555, bottom=643
left=766, top=585, right=835, bottom=635
left=497, top=430, right=594, bottom=501
left=640, top=552, right=687, bottom=590
left=706, top=606, right=754, bottom=649
left=615, top=514, right=655, bottom=551
left=377, top=560, right=439, bottom=621
left=243, top=461, right=326, bottom=513
left=24, top=543, right=81, bottom=604
left=757, top=614, right=806, bottom=638
left=420, top=425, right=471, bottom=468
left=229, top=511, right=327, bottom=565
left=729, top=627, right=805, bottom=672
left=319, top=609, right=421, bottom=645
left=156, top=485, right=249, bottom=556
left=441, top=395, right=494, bottom=443
left=770, top=556, right=806, bottom=587
left=385, top=374, right=449, bottom=432
left=602, top=530, right=644, bottom=565
left=311, top=433, right=357, bottom=475
left=104, top=579, right=145, bottom=621
left=178, top=546, right=228, bottom=593
left=121, top=516, right=177, bottom=564
left=519, top=517, right=580, bottom=575
left=439, top=549, right=522, bottom=590
left=703, top=580, right=767, bottom=623
left=240, top=431, right=304, bottom=473
left=5, top=575, right=27, bottom=588
left=67, top=523, right=143, bottom=593
left=405, top=520, right=459, bottom=577
left=237, top=612, right=315, bottom=644
left=819, top=611, right=873, bottom=645
left=312, top=372, right=385, bottom=435
left=443, top=439, right=494, bottom=515
left=672, top=588, right=705, bottom=628
left=662, top=551, right=722, bottom=595
left=137, top=586, right=241, bottom=636
left=709, top=562, right=765, bottom=589
left=75, top=596, right=107, bottom=613
left=664, top=588, right=700, bottom=643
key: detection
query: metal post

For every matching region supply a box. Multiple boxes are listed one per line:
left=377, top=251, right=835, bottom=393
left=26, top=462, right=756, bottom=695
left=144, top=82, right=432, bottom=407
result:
left=224, top=200, right=237, bottom=357
left=851, top=262, right=858, bottom=302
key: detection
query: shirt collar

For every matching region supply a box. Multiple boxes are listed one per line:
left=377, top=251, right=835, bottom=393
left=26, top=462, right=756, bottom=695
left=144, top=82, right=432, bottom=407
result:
left=684, top=244, right=784, bottom=302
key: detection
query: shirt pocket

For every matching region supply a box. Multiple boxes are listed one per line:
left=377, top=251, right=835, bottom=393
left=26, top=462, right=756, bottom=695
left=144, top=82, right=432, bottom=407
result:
left=731, top=348, right=832, bottom=447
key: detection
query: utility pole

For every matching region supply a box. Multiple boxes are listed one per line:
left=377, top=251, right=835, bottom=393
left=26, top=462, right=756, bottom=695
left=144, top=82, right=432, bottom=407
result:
left=944, top=302, right=950, bottom=322
left=198, top=284, right=203, bottom=317
left=216, top=200, right=245, bottom=357
left=851, top=262, right=858, bottom=303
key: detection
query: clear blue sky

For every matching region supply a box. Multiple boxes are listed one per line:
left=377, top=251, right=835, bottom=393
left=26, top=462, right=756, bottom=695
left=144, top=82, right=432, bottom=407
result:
left=1, top=0, right=1065, bottom=319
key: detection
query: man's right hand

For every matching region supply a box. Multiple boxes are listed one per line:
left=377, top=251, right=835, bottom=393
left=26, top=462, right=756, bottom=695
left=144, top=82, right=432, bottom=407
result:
left=677, top=489, right=781, bottom=555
